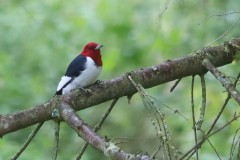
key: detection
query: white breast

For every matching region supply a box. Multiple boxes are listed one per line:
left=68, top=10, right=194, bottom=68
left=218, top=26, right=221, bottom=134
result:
left=59, top=57, right=102, bottom=95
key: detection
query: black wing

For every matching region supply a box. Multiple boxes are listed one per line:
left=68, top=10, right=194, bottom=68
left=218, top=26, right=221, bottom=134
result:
left=65, top=54, right=87, bottom=77
left=55, top=55, right=86, bottom=95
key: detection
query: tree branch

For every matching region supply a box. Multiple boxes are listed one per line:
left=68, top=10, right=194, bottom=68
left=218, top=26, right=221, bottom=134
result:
left=58, top=98, right=150, bottom=160
left=0, top=38, right=239, bottom=136
left=76, top=98, right=118, bottom=159
left=202, top=58, right=240, bottom=105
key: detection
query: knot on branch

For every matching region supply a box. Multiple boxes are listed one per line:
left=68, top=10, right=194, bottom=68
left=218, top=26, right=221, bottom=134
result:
left=224, top=38, right=240, bottom=55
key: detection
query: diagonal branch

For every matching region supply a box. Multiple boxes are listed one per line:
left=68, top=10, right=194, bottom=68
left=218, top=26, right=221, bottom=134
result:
left=183, top=73, right=240, bottom=159
left=58, top=98, right=150, bottom=160
left=202, top=58, right=240, bottom=105
left=10, top=122, right=44, bottom=160
left=0, top=38, right=240, bottom=136
left=76, top=98, right=119, bottom=159
left=180, top=113, right=240, bottom=160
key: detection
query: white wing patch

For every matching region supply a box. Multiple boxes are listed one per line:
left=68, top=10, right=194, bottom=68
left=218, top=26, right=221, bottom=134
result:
left=57, top=57, right=102, bottom=95
left=56, top=76, right=72, bottom=91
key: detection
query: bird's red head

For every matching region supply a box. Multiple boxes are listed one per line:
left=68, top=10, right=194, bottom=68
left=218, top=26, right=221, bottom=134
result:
left=81, top=42, right=103, bottom=66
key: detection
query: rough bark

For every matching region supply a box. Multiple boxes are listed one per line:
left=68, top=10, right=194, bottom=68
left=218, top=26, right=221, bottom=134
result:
left=0, top=38, right=239, bottom=136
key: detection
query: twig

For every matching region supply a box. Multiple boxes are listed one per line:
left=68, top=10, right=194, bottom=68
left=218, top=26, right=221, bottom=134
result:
left=209, top=96, right=231, bottom=136
left=197, top=12, right=240, bottom=25
left=127, top=75, right=162, bottom=137
left=229, top=128, right=240, bottom=160
left=93, top=99, right=119, bottom=132
left=187, top=92, right=232, bottom=159
left=180, top=113, right=240, bottom=160
left=76, top=98, right=119, bottom=160
left=185, top=73, right=240, bottom=159
left=207, top=72, right=240, bottom=135
left=170, top=78, right=182, bottom=92
left=185, top=151, right=195, bottom=160
left=202, top=58, right=240, bottom=105
left=237, top=138, right=240, bottom=160
left=196, top=75, right=206, bottom=130
left=127, top=75, right=173, bottom=160
left=206, top=138, right=221, bottom=160
left=157, top=0, right=171, bottom=22
left=206, top=16, right=240, bottom=46
left=197, top=129, right=222, bottom=159
left=190, top=76, right=199, bottom=160
left=150, top=145, right=161, bottom=159
left=52, top=121, right=60, bottom=160
left=155, top=108, right=172, bottom=160
left=112, top=136, right=166, bottom=145
left=10, top=122, right=44, bottom=160
left=148, top=95, right=188, bottom=121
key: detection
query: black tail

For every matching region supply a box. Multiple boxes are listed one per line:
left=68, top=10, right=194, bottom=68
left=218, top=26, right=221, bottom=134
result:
left=55, top=89, right=62, bottom=95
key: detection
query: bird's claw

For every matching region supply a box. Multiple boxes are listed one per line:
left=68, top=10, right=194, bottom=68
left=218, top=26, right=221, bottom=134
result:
left=95, top=80, right=103, bottom=85
left=79, top=88, right=91, bottom=96
left=93, top=80, right=104, bottom=88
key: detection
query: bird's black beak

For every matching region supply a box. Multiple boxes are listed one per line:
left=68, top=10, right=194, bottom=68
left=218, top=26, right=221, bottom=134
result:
left=95, top=44, right=104, bottom=50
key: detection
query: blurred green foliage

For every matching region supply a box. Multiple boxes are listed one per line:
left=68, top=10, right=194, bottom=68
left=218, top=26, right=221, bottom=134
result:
left=0, top=0, right=239, bottom=159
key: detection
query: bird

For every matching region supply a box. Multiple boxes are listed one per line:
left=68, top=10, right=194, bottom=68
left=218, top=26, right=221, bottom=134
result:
left=55, top=42, right=103, bottom=95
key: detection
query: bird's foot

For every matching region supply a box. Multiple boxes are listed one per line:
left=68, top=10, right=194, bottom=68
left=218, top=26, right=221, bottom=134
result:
left=94, top=80, right=104, bottom=88
left=95, top=80, right=104, bottom=85
left=79, top=88, right=91, bottom=96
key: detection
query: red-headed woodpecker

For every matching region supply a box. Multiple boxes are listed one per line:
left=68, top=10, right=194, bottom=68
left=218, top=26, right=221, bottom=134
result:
left=55, top=42, right=103, bottom=95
